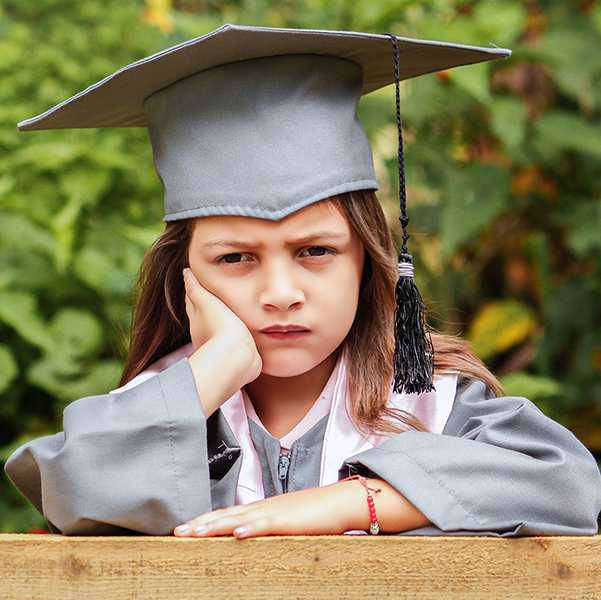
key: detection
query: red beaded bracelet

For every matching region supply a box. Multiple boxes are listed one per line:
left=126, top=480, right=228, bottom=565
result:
left=339, top=475, right=382, bottom=535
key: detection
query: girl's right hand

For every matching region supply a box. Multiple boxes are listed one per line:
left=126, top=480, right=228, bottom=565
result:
left=183, top=268, right=263, bottom=415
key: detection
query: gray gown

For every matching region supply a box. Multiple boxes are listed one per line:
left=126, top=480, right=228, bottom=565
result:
left=5, top=358, right=601, bottom=536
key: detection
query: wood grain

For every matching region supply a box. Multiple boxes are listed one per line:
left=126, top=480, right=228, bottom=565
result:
left=1, top=534, right=600, bottom=600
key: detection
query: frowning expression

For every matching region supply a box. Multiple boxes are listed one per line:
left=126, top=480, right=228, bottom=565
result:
left=187, top=199, right=364, bottom=377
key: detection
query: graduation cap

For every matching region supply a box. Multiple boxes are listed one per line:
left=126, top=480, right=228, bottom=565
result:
left=18, top=24, right=511, bottom=394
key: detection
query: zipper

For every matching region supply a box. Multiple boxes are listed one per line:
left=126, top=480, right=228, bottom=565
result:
left=278, top=450, right=292, bottom=493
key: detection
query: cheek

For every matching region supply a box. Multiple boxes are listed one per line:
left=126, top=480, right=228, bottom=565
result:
left=320, top=262, right=362, bottom=324
left=215, top=287, right=260, bottom=330
left=216, top=284, right=254, bottom=321
left=188, top=260, right=255, bottom=322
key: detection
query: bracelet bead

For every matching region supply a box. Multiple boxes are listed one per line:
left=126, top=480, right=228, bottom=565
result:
left=339, top=474, right=382, bottom=535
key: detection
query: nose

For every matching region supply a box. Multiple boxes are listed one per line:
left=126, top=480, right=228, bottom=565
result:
left=259, top=260, right=305, bottom=311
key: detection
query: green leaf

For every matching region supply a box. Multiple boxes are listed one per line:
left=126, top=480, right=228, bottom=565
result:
left=49, top=168, right=113, bottom=271
left=468, top=299, right=538, bottom=360
left=538, top=23, right=601, bottom=108
left=500, top=371, right=562, bottom=400
left=564, top=200, right=601, bottom=256
left=5, top=141, right=80, bottom=172
left=451, top=62, right=491, bottom=104
left=500, top=370, right=563, bottom=416
left=441, top=164, right=511, bottom=254
left=490, top=96, right=527, bottom=153
left=535, top=111, right=601, bottom=160
left=59, top=168, right=112, bottom=207
left=473, top=0, right=527, bottom=47
left=28, top=356, right=121, bottom=404
left=72, top=224, right=146, bottom=297
left=537, top=280, right=599, bottom=373
left=0, top=213, right=54, bottom=255
left=0, top=248, right=56, bottom=292
left=47, top=308, right=104, bottom=359
left=593, top=3, right=601, bottom=35
left=539, top=17, right=601, bottom=73
left=0, top=291, right=54, bottom=351
left=0, top=345, right=19, bottom=395
left=417, top=16, right=490, bottom=48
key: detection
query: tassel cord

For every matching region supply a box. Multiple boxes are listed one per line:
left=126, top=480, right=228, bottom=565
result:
left=387, top=33, right=435, bottom=395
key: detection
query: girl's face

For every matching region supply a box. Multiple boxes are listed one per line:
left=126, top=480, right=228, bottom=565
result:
left=188, top=199, right=364, bottom=378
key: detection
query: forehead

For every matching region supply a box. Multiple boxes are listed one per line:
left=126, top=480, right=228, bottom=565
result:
left=190, top=199, right=351, bottom=245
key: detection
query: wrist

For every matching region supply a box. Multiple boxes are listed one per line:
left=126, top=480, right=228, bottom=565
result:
left=189, top=339, right=253, bottom=417
left=338, top=476, right=432, bottom=534
left=335, top=479, right=374, bottom=533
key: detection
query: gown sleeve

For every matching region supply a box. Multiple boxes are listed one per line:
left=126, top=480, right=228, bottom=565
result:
left=340, top=377, right=601, bottom=536
left=4, top=358, right=212, bottom=535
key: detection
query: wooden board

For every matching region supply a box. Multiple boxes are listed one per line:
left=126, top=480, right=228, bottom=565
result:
left=1, top=534, right=600, bottom=600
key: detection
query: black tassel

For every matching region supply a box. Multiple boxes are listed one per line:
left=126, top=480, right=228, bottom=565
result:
left=388, top=34, right=434, bottom=395
left=393, top=254, right=434, bottom=394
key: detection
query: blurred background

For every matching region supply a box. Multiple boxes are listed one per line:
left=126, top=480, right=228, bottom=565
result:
left=0, top=0, right=600, bottom=532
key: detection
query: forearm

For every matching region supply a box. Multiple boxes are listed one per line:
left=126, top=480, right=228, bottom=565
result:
left=338, top=478, right=431, bottom=534
left=188, top=337, right=259, bottom=418
left=341, top=379, right=601, bottom=536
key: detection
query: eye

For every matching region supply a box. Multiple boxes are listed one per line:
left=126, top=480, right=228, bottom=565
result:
left=301, top=246, right=335, bottom=257
left=218, top=253, right=251, bottom=264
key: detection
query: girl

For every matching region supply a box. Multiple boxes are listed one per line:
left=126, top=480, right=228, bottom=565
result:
left=5, top=25, right=601, bottom=538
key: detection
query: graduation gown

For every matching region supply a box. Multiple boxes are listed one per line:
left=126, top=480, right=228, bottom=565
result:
left=5, top=358, right=601, bottom=536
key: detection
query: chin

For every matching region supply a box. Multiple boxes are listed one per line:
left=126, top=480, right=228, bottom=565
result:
left=259, top=351, right=326, bottom=379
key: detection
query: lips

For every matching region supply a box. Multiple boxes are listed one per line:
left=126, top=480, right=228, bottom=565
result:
left=260, top=324, right=310, bottom=333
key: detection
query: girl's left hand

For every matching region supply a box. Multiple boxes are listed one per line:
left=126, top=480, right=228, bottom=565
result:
left=173, top=481, right=366, bottom=539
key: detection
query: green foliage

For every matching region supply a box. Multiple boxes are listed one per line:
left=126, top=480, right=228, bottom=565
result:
left=0, top=0, right=166, bottom=532
left=0, top=346, right=18, bottom=395
left=1, top=0, right=601, bottom=531
left=535, top=111, right=601, bottom=161
left=500, top=371, right=562, bottom=418
left=440, top=164, right=511, bottom=255
left=467, top=300, right=538, bottom=361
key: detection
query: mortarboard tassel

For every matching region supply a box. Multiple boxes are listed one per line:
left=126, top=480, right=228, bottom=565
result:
left=388, top=34, right=434, bottom=395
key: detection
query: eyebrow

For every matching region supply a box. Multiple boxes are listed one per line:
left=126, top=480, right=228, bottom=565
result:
left=200, top=231, right=348, bottom=250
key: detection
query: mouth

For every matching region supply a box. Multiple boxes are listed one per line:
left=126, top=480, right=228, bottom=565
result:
left=260, top=325, right=311, bottom=340
left=260, top=325, right=310, bottom=334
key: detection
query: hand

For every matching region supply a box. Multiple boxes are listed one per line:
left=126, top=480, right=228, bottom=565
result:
left=184, top=267, right=254, bottom=351
left=184, top=267, right=262, bottom=386
left=173, top=478, right=432, bottom=538
left=173, top=480, right=368, bottom=539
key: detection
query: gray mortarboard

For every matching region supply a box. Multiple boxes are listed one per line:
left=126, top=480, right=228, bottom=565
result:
left=18, top=24, right=511, bottom=394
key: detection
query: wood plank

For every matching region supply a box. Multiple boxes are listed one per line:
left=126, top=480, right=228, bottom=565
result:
left=0, top=534, right=600, bottom=600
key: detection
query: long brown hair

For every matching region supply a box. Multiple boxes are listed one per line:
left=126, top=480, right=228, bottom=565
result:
left=120, top=190, right=502, bottom=435
left=331, top=190, right=503, bottom=435
left=120, top=219, right=193, bottom=385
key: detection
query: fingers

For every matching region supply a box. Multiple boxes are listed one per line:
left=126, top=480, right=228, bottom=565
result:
left=182, top=266, right=196, bottom=286
left=183, top=267, right=200, bottom=305
left=183, top=268, right=195, bottom=312
left=184, top=289, right=193, bottom=317
left=174, top=506, right=246, bottom=537
left=229, top=516, right=274, bottom=539
left=173, top=487, right=345, bottom=539
left=183, top=267, right=219, bottom=317
left=174, top=506, right=276, bottom=539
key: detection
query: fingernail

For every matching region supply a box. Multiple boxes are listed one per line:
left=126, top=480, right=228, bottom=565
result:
left=193, top=525, right=208, bottom=535
left=234, top=526, right=248, bottom=537
left=183, top=267, right=189, bottom=276
left=175, top=524, right=191, bottom=535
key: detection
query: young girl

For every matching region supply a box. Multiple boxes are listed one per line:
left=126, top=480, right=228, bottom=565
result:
left=5, top=24, right=601, bottom=538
